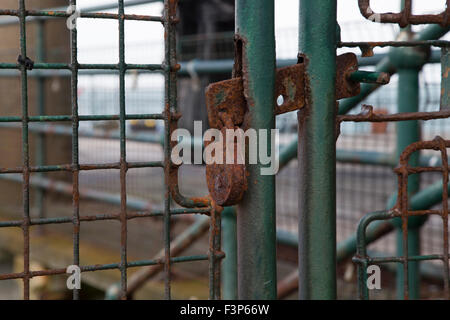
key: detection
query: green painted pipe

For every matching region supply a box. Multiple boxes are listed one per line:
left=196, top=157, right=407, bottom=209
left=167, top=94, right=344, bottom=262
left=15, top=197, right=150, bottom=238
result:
left=394, top=66, right=424, bottom=300
left=298, top=0, right=337, bottom=300
left=35, top=20, right=47, bottom=222
left=235, top=0, right=277, bottom=300
left=221, top=207, right=237, bottom=300
left=339, top=24, right=450, bottom=116
left=349, top=71, right=390, bottom=85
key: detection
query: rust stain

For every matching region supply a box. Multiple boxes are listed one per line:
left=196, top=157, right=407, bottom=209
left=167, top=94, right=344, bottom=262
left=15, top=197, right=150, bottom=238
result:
left=358, top=0, right=450, bottom=26
left=205, top=128, right=247, bottom=207
left=444, top=67, right=450, bottom=79
left=336, top=53, right=361, bottom=99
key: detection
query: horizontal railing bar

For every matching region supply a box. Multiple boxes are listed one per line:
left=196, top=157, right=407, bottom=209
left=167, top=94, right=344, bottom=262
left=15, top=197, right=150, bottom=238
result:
left=0, top=174, right=154, bottom=211
left=0, top=51, right=442, bottom=78
left=0, top=114, right=164, bottom=122
left=0, top=123, right=164, bottom=144
left=365, top=254, right=447, bottom=264
left=0, top=63, right=163, bottom=71
left=338, top=109, right=450, bottom=123
left=340, top=40, right=450, bottom=48
left=0, top=208, right=211, bottom=228
left=0, top=0, right=163, bottom=26
left=2, top=123, right=447, bottom=169
left=0, top=161, right=164, bottom=174
left=0, top=254, right=214, bottom=280
left=0, top=10, right=162, bottom=22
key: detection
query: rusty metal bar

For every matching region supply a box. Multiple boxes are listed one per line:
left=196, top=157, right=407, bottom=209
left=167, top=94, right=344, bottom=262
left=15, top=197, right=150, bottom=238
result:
left=358, top=0, right=450, bottom=27
left=339, top=24, right=449, bottom=116
left=338, top=105, right=450, bottom=123
left=118, top=0, right=128, bottom=300
left=393, top=47, right=423, bottom=299
left=442, top=48, right=450, bottom=110
left=0, top=0, right=163, bottom=27
left=17, top=0, right=31, bottom=300
left=355, top=137, right=450, bottom=300
left=68, top=0, right=81, bottom=300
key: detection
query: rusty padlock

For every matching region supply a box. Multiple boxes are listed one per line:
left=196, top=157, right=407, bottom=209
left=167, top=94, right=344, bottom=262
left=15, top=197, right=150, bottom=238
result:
left=204, top=53, right=361, bottom=206
left=204, top=78, right=248, bottom=207
left=205, top=125, right=247, bottom=207
left=204, top=61, right=307, bottom=206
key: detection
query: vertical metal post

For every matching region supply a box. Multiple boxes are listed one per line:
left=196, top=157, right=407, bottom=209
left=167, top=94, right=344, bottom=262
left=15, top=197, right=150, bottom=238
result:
left=235, top=0, right=277, bottom=300
left=18, top=0, right=31, bottom=300
left=209, top=207, right=222, bottom=300
left=118, top=0, right=129, bottom=300
left=395, top=67, right=422, bottom=299
left=69, top=0, right=81, bottom=301
left=440, top=48, right=450, bottom=110
left=35, top=19, right=46, bottom=222
left=221, top=207, right=237, bottom=300
left=392, top=1, right=423, bottom=297
left=298, top=0, right=337, bottom=300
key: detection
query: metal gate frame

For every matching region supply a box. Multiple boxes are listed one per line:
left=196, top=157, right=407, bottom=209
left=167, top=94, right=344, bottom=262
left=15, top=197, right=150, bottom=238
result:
left=295, top=0, right=450, bottom=300
left=1, top=0, right=450, bottom=301
left=0, top=0, right=222, bottom=300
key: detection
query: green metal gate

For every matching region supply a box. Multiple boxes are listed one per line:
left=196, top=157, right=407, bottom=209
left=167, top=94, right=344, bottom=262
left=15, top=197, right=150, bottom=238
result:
left=1, top=0, right=450, bottom=301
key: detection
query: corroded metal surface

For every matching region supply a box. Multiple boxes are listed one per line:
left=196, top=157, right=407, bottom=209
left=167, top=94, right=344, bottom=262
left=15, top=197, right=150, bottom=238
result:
left=0, top=0, right=224, bottom=301
left=353, top=137, right=450, bottom=300
left=206, top=53, right=362, bottom=129
left=205, top=78, right=246, bottom=130
left=205, top=129, right=247, bottom=207
left=338, top=104, right=450, bottom=123
left=359, top=0, right=450, bottom=27
left=204, top=53, right=362, bottom=207
left=275, top=63, right=306, bottom=114
left=336, top=53, right=361, bottom=99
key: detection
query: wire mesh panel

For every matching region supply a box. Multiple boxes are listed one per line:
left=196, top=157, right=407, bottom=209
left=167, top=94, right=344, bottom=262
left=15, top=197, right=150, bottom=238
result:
left=354, top=137, right=450, bottom=300
left=0, top=0, right=222, bottom=300
left=337, top=0, right=450, bottom=300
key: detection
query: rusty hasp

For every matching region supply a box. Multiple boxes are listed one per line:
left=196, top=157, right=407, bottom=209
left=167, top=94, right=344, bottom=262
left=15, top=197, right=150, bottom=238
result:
left=275, top=62, right=306, bottom=114
left=204, top=53, right=361, bottom=206
left=335, top=53, right=361, bottom=99
left=358, top=0, right=450, bottom=27
left=204, top=106, right=247, bottom=206
left=206, top=53, right=361, bottom=127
